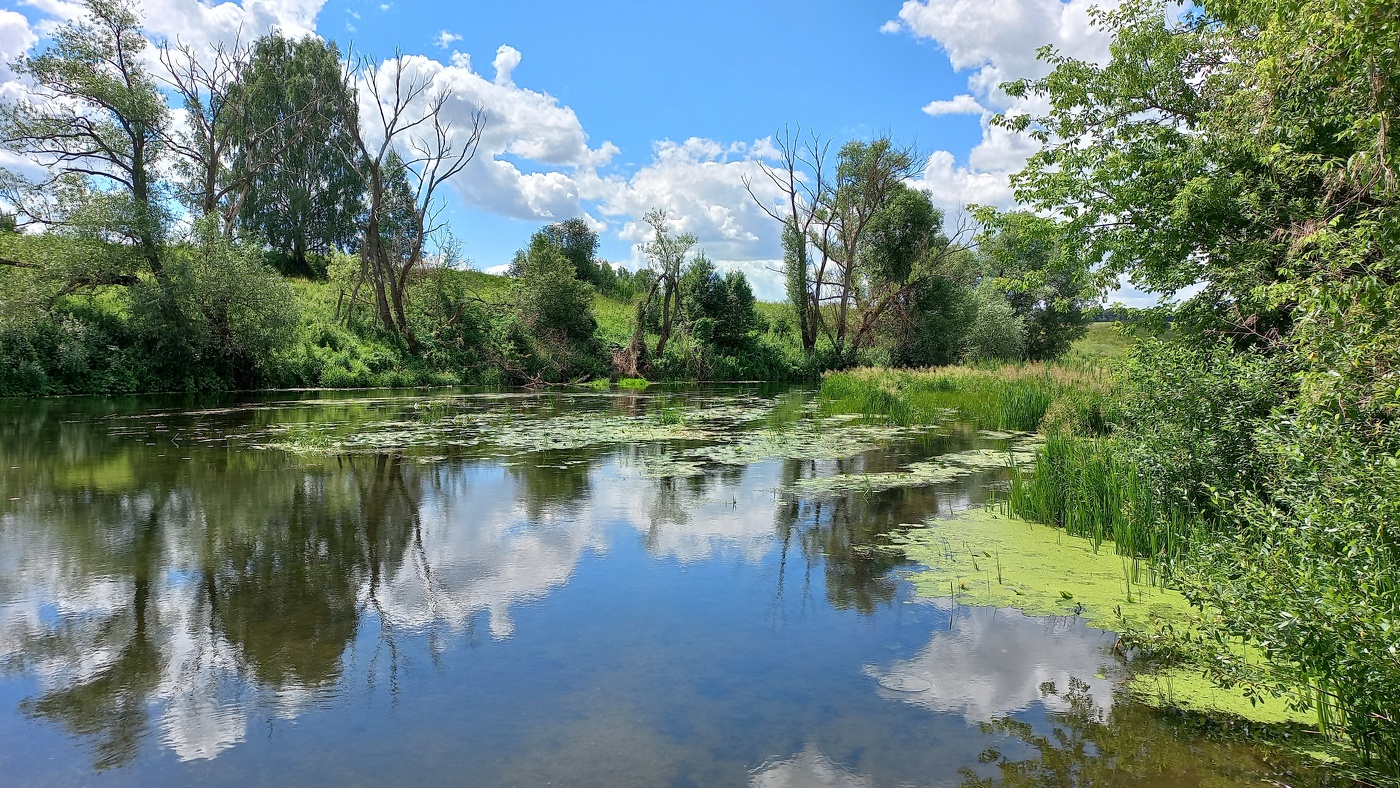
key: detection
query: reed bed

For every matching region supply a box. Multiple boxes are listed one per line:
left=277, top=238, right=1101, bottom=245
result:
left=1005, top=434, right=1203, bottom=584
left=819, top=363, right=1112, bottom=433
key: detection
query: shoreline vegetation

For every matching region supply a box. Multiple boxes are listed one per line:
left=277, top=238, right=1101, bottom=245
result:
left=2, top=0, right=1396, bottom=782
left=821, top=347, right=1397, bottom=783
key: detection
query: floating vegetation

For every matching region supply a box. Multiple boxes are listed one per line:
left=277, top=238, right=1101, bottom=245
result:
left=1128, top=666, right=1311, bottom=725
left=893, top=510, right=1191, bottom=629
left=624, top=419, right=935, bottom=479
left=243, top=394, right=805, bottom=463
left=616, top=378, right=649, bottom=389
left=891, top=510, right=1311, bottom=726
left=788, top=438, right=1042, bottom=495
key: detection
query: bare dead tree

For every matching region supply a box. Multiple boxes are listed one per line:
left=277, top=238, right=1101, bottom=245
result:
left=744, top=127, right=829, bottom=356
left=158, top=34, right=245, bottom=222
left=337, top=51, right=485, bottom=354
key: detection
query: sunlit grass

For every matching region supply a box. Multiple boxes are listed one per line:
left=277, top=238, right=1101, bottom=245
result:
left=819, top=363, right=1113, bottom=432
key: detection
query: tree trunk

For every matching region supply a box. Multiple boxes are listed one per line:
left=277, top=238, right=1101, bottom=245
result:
left=390, top=264, right=419, bottom=355
left=131, top=142, right=163, bottom=279
left=656, top=278, right=674, bottom=357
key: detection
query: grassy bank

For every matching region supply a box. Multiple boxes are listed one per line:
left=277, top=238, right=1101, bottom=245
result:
left=830, top=332, right=1397, bottom=777
left=0, top=261, right=817, bottom=396
left=819, top=362, right=1114, bottom=433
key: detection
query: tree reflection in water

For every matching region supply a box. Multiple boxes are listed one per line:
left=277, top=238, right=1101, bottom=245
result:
left=0, top=390, right=1332, bottom=784
left=960, top=679, right=1342, bottom=788
left=2, top=404, right=423, bottom=767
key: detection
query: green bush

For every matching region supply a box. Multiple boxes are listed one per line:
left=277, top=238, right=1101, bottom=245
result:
left=962, top=285, right=1027, bottom=362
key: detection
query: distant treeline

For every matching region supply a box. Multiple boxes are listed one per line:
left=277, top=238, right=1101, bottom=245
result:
left=0, top=0, right=1093, bottom=395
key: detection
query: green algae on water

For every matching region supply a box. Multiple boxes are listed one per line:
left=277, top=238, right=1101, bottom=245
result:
left=1128, top=666, right=1312, bottom=725
left=789, top=438, right=1042, bottom=496
left=892, top=509, right=1190, bottom=632
left=891, top=509, right=1315, bottom=728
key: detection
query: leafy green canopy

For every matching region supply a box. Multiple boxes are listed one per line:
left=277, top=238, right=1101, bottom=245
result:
left=514, top=232, right=597, bottom=343
left=232, top=33, right=362, bottom=273
left=678, top=254, right=760, bottom=351
left=1003, top=0, right=1400, bottom=769
left=1, top=0, right=168, bottom=273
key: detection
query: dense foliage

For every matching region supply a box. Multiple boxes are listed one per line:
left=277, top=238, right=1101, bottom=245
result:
left=998, top=0, right=1400, bottom=772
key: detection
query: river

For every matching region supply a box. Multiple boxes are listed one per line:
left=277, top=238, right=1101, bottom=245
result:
left=0, top=387, right=1339, bottom=785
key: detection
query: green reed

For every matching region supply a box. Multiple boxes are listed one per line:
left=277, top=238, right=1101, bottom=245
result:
left=1006, top=433, right=1200, bottom=584
left=819, top=366, right=1094, bottom=432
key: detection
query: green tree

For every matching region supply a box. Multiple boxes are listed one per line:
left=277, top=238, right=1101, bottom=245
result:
left=233, top=33, right=362, bottom=276
left=678, top=255, right=760, bottom=351
left=780, top=218, right=816, bottom=354
left=515, top=233, right=596, bottom=343
left=0, top=0, right=168, bottom=275
left=962, top=285, right=1026, bottom=363
left=862, top=182, right=941, bottom=287
left=540, top=217, right=601, bottom=284
left=816, top=138, right=921, bottom=360
left=1003, top=0, right=1400, bottom=768
left=975, top=212, right=1094, bottom=361
left=750, top=132, right=960, bottom=364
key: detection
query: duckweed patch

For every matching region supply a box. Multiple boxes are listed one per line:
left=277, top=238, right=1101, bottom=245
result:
left=1128, top=666, right=1312, bottom=725
left=892, top=510, right=1315, bottom=729
left=893, top=510, right=1189, bottom=631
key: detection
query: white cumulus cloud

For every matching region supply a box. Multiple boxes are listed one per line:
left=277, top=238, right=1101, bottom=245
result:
left=921, top=93, right=985, bottom=116
left=891, top=0, right=1121, bottom=214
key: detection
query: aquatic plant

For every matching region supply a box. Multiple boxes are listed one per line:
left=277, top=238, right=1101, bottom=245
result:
left=1006, top=434, right=1196, bottom=572
left=819, top=364, right=1111, bottom=433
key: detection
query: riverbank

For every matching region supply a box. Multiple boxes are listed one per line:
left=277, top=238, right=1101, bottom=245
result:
left=822, top=352, right=1396, bottom=782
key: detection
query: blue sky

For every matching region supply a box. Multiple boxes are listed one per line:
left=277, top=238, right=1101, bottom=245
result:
left=0, top=0, right=1150, bottom=302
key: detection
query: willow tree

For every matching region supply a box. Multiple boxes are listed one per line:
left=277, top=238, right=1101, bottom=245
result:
left=233, top=34, right=363, bottom=275
left=0, top=0, right=167, bottom=276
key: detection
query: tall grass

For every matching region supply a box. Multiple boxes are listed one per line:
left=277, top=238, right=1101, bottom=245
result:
left=1005, top=434, right=1201, bottom=584
left=819, top=364, right=1111, bottom=432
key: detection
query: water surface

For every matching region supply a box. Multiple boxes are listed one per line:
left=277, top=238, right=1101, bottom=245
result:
left=0, top=388, right=1335, bottom=785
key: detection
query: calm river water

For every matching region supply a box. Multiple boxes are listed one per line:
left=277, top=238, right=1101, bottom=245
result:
left=0, top=387, right=1339, bottom=786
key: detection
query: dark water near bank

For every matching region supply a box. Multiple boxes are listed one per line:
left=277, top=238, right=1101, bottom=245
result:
left=0, top=387, right=1336, bottom=786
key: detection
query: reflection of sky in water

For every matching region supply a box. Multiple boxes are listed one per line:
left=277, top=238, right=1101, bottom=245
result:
left=867, top=604, right=1120, bottom=721
left=751, top=742, right=874, bottom=787
left=0, top=391, right=1320, bottom=786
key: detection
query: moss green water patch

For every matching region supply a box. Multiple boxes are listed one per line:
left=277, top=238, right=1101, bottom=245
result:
left=1128, top=666, right=1313, bottom=726
left=617, top=377, right=649, bottom=389
left=894, top=510, right=1318, bottom=729
left=893, top=510, right=1195, bottom=634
